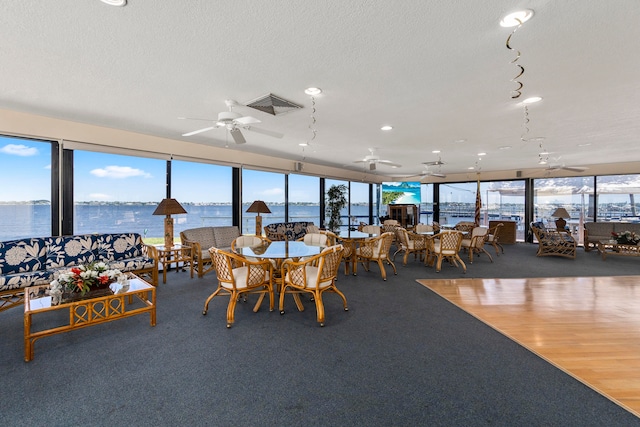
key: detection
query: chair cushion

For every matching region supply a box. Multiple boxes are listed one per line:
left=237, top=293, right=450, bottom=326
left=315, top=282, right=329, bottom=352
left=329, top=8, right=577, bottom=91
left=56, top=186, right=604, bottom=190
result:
left=107, top=256, right=155, bottom=272
left=0, top=270, right=52, bottom=292
left=0, top=238, right=47, bottom=275
left=285, top=265, right=332, bottom=290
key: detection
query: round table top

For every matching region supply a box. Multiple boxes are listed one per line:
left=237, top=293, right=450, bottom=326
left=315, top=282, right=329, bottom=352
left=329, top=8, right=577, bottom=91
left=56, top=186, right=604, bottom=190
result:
left=338, top=230, right=377, bottom=240
left=236, top=240, right=324, bottom=260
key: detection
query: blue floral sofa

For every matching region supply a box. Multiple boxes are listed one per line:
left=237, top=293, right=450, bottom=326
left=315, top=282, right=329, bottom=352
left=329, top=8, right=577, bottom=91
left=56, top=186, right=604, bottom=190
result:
left=263, top=222, right=315, bottom=242
left=0, top=233, right=158, bottom=312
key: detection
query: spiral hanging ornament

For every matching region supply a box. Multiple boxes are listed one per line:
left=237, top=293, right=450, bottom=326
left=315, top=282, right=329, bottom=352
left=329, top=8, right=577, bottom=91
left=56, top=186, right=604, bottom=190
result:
left=307, top=96, right=317, bottom=146
left=506, top=18, right=524, bottom=99
left=520, top=105, right=530, bottom=142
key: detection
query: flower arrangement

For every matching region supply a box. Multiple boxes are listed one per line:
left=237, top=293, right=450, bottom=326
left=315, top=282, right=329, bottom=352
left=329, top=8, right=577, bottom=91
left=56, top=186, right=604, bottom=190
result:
left=612, top=230, right=640, bottom=245
left=51, top=262, right=122, bottom=294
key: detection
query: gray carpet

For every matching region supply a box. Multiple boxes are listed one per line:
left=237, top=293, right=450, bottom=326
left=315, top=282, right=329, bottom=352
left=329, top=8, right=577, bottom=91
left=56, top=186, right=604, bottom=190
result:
left=1, top=243, right=639, bottom=426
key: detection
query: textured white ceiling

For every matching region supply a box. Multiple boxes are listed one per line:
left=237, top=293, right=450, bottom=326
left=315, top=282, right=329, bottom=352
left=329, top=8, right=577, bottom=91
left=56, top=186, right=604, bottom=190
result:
left=1, top=0, right=639, bottom=180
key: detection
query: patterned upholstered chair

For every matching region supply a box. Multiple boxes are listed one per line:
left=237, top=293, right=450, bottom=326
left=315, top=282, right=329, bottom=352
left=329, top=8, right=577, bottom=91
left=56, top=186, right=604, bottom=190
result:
left=530, top=222, right=576, bottom=259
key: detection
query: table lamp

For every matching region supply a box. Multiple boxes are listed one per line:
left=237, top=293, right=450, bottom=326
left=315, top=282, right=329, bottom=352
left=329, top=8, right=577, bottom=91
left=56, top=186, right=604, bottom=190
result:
left=551, top=207, right=570, bottom=230
left=152, top=198, right=187, bottom=248
left=246, top=200, right=271, bottom=236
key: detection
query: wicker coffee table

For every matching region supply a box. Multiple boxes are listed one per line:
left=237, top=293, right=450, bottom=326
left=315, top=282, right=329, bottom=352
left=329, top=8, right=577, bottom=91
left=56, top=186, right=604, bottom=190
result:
left=23, top=275, right=156, bottom=362
left=596, top=240, right=640, bottom=260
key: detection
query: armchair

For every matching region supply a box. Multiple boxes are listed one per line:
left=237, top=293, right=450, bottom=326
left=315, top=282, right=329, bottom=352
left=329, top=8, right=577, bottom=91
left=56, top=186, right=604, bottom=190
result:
left=202, top=248, right=274, bottom=328
left=393, top=227, right=427, bottom=265
left=279, top=245, right=347, bottom=327
left=431, top=230, right=466, bottom=273
left=460, top=226, right=494, bottom=264
left=354, top=232, right=397, bottom=280
left=530, top=222, right=577, bottom=259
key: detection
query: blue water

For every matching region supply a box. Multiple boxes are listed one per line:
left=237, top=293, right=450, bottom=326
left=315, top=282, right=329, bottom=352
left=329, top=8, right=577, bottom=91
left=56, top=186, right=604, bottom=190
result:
left=0, top=204, right=373, bottom=241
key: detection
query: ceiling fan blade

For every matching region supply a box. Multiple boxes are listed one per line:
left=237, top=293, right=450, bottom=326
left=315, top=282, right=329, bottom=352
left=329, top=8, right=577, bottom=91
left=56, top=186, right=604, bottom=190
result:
left=431, top=172, right=447, bottom=178
left=182, top=126, right=216, bottom=137
left=178, top=117, right=214, bottom=122
left=422, top=160, right=445, bottom=166
left=235, top=116, right=261, bottom=125
left=562, top=166, right=588, bottom=172
left=230, top=127, right=247, bottom=144
left=377, top=160, right=402, bottom=168
left=352, top=159, right=367, bottom=164
left=242, top=125, right=284, bottom=139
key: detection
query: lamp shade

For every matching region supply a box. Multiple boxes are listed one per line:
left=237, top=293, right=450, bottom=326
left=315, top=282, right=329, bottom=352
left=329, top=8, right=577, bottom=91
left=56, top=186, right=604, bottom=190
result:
left=246, top=200, right=271, bottom=214
left=551, top=208, right=570, bottom=219
left=153, top=198, right=187, bottom=216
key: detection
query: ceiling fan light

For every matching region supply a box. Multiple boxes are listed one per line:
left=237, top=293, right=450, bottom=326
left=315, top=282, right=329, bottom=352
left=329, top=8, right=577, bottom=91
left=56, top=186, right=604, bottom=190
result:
left=381, top=125, right=393, bottom=131
left=523, top=96, right=543, bottom=104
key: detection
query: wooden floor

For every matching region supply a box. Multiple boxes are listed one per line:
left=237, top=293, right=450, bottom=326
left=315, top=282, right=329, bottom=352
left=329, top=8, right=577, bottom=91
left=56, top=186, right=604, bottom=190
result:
left=417, top=276, right=640, bottom=418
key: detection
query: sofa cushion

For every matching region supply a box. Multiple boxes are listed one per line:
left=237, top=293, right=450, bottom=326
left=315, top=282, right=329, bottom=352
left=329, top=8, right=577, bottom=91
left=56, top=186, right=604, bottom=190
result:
left=613, top=223, right=640, bottom=234
left=181, top=227, right=216, bottom=253
left=0, top=238, right=47, bottom=275
left=0, top=270, right=52, bottom=292
left=264, top=222, right=314, bottom=241
left=585, top=222, right=614, bottom=240
left=45, top=235, right=97, bottom=269
left=107, top=256, right=155, bottom=273
left=212, top=226, right=240, bottom=250
left=96, top=233, right=143, bottom=262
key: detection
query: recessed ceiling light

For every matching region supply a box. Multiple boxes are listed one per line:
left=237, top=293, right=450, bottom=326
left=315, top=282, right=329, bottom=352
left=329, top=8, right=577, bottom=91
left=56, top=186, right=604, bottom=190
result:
left=299, top=142, right=309, bottom=147
left=304, top=87, right=322, bottom=96
left=468, top=166, right=475, bottom=170
left=522, top=96, right=543, bottom=104
left=100, top=0, right=127, bottom=6
left=539, top=150, right=549, bottom=155
left=577, top=142, right=592, bottom=147
left=477, top=152, right=487, bottom=156
left=498, top=145, right=512, bottom=150
left=432, top=150, right=440, bottom=154
left=381, top=125, right=393, bottom=131
left=500, top=9, right=534, bottom=27
left=453, top=139, right=466, bottom=143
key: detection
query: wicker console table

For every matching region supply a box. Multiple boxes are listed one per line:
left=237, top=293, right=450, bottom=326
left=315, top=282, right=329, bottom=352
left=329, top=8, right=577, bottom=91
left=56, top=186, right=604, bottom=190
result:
left=596, top=240, right=640, bottom=260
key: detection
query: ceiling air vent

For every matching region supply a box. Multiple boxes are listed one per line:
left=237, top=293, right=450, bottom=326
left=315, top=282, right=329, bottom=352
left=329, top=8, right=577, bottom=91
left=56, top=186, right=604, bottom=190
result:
left=245, top=93, right=303, bottom=116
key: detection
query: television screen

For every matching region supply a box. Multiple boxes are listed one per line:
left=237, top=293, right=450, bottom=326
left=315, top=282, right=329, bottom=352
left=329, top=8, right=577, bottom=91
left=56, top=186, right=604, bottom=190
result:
left=381, top=181, right=421, bottom=205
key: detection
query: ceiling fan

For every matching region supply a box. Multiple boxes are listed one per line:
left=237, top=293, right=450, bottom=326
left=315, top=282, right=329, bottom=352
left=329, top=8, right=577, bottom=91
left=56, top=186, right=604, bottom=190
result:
left=179, top=100, right=284, bottom=144
left=422, top=157, right=446, bottom=167
left=353, top=148, right=401, bottom=171
left=405, top=165, right=447, bottom=179
left=543, top=157, right=588, bottom=173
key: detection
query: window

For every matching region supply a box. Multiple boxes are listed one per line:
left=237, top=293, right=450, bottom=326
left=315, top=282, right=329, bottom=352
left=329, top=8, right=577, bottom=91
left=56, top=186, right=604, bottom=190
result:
left=288, top=174, right=320, bottom=225
left=0, top=136, right=52, bottom=240
left=73, top=151, right=165, bottom=239
left=242, top=169, right=285, bottom=234
left=171, top=160, right=233, bottom=235
left=595, top=174, right=640, bottom=223
left=325, top=179, right=349, bottom=232
left=350, top=181, right=370, bottom=228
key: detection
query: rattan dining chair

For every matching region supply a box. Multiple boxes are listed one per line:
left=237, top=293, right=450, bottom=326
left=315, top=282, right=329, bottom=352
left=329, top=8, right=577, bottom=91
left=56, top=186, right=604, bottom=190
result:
left=393, top=227, right=427, bottom=265
left=487, top=223, right=504, bottom=256
left=203, top=248, right=274, bottom=328
left=354, top=232, right=397, bottom=280
left=430, top=230, right=467, bottom=273
left=279, top=244, right=347, bottom=327
left=460, top=226, right=494, bottom=264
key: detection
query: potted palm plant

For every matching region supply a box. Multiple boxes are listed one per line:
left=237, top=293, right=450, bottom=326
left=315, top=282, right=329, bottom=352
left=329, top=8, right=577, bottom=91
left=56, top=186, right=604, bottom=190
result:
left=325, top=184, right=347, bottom=234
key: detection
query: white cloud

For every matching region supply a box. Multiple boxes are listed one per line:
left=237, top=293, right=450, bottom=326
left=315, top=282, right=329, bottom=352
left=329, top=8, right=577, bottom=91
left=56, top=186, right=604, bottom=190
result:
left=44, top=164, right=51, bottom=170
left=262, top=188, right=284, bottom=197
left=90, top=165, right=152, bottom=179
left=89, top=193, right=111, bottom=200
left=0, top=144, right=39, bottom=156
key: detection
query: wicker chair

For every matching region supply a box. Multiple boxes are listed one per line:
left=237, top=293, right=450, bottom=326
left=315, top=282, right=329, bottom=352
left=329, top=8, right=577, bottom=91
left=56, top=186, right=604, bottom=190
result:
left=279, top=245, right=347, bottom=327
left=354, top=232, right=397, bottom=280
left=202, top=248, right=274, bottom=328
left=431, top=230, right=466, bottom=273
left=530, top=222, right=577, bottom=259
left=487, top=223, right=505, bottom=256
left=393, top=227, right=427, bottom=265
left=460, top=226, right=494, bottom=264
left=454, top=221, right=476, bottom=234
